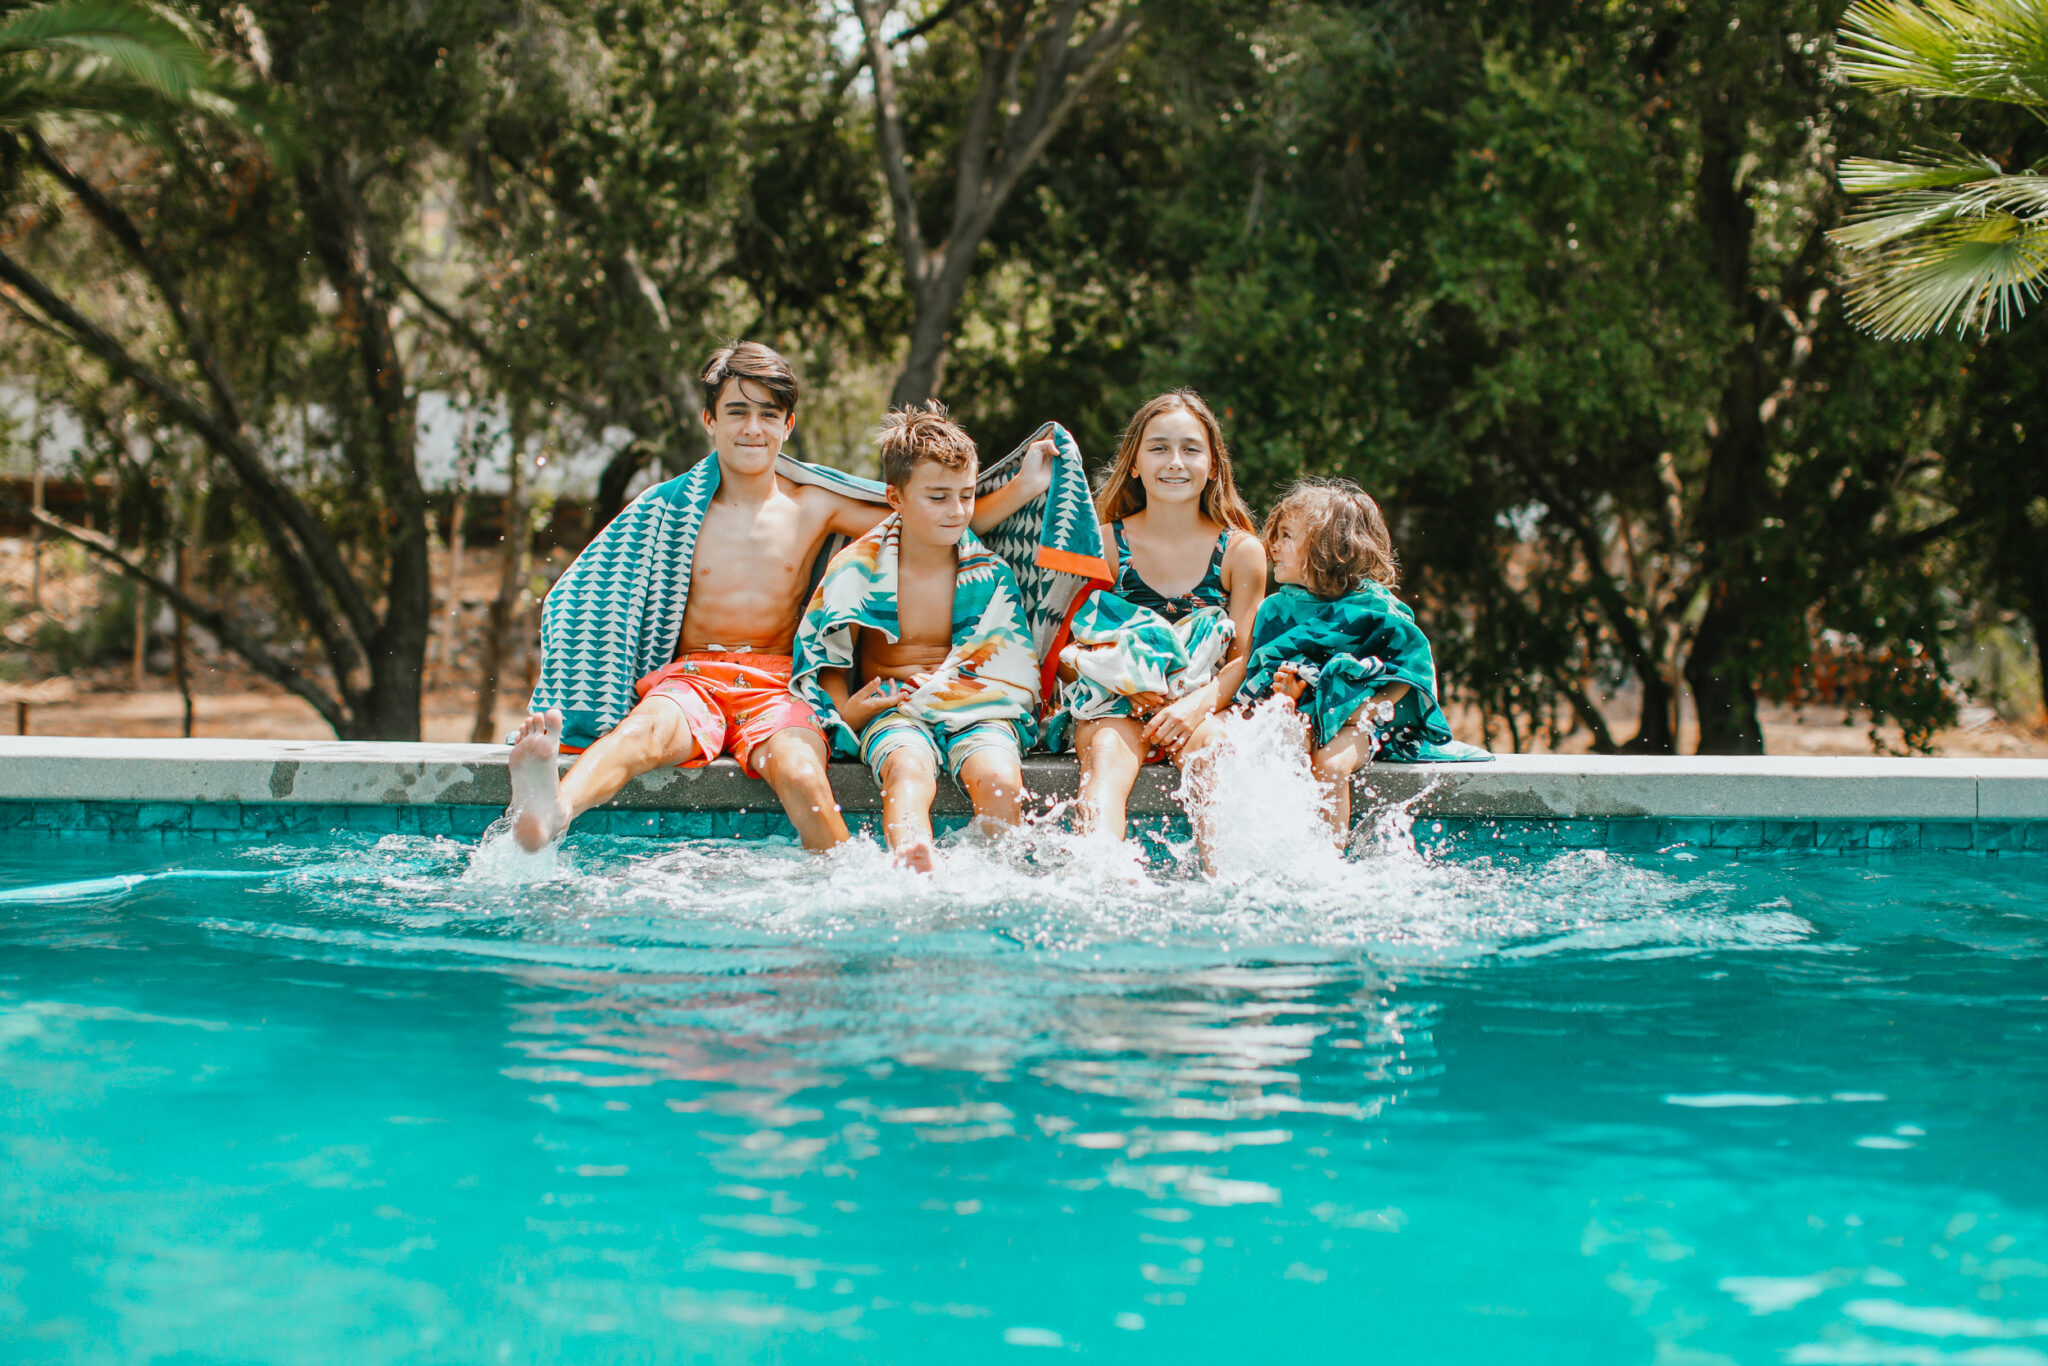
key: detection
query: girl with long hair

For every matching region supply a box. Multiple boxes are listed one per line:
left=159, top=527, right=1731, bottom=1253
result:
left=1059, top=389, right=1267, bottom=841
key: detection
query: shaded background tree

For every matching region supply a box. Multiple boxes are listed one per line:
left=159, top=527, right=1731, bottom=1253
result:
left=4, top=0, right=2043, bottom=751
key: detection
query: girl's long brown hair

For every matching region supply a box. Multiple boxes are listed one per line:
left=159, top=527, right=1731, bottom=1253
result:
left=1094, top=389, right=1257, bottom=534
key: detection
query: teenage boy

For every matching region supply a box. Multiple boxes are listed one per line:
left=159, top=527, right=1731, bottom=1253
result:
left=508, top=344, right=1050, bottom=853
left=792, top=405, right=1043, bottom=872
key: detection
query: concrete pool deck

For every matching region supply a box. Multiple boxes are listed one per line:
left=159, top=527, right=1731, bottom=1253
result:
left=3, top=736, right=2046, bottom=853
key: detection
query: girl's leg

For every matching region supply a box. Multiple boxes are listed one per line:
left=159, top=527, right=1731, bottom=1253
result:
left=1175, top=714, right=1237, bottom=874
left=1074, top=716, right=1147, bottom=840
left=878, top=746, right=941, bottom=872
left=957, top=748, right=1026, bottom=833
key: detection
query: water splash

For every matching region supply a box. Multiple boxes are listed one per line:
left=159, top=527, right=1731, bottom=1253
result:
left=1175, top=698, right=1352, bottom=886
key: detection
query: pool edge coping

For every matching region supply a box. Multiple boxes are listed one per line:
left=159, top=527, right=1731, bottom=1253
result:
left=2, top=736, right=2045, bottom=821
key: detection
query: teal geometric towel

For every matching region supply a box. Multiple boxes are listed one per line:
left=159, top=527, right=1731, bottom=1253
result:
left=1235, top=583, right=1492, bottom=762
left=529, top=453, right=887, bottom=751
left=973, top=421, right=1110, bottom=661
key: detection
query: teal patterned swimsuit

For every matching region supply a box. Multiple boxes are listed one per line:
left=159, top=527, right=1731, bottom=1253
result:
left=1111, top=522, right=1230, bottom=624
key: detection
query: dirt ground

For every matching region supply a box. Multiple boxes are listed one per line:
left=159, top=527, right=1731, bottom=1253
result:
left=5, top=535, right=2045, bottom=756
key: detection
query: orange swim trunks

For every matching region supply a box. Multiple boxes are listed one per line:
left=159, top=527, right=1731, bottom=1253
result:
left=635, top=651, right=822, bottom=778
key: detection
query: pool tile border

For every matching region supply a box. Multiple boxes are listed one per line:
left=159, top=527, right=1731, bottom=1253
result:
left=2, top=798, right=2044, bottom=855
left=2, top=739, right=2045, bottom=854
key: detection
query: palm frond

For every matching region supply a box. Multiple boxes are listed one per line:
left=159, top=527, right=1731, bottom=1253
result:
left=1837, top=147, right=2003, bottom=193
left=0, top=1, right=289, bottom=153
left=0, top=0, right=207, bottom=98
left=1838, top=0, right=2048, bottom=106
left=1834, top=167, right=2048, bottom=248
left=1837, top=214, right=2048, bottom=337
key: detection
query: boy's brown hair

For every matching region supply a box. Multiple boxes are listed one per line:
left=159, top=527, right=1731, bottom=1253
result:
left=1264, top=477, right=1399, bottom=597
left=875, top=401, right=978, bottom=487
left=699, top=341, right=800, bottom=416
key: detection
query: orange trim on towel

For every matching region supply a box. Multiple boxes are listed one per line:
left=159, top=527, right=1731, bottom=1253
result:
left=1036, top=547, right=1112, bottom=579
left=1040, top=578, right=1111, bottom=709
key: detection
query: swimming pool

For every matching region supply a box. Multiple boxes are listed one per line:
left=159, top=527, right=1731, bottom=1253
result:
left=3, top=819, right=2043, bottom=1365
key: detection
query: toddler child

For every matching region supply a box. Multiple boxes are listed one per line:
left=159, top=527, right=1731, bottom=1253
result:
left=1234, top=478, right=1488, bottom=842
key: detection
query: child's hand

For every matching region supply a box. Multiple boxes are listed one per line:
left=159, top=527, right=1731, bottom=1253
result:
left=1270, top=664, right=1310, bottom=704
left=1021, top=435, right=1057, bottom=495
left=1126, top=690, right=1169, bottom=718
left=1142, top=693, right=1209, bottom=753
left=838, top=676, right=902, bottom=731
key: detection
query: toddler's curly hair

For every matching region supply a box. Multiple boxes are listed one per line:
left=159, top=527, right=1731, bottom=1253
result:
left=1264, top=477, right=1398, bottom=598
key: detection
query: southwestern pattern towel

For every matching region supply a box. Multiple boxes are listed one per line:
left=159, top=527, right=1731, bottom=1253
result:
left=1043, top=594, right=1235, bottom=752
left=790, top=517, right=1042, bottom=758
left=529, top=425, right=1105, bottom=751
left=1234, top=583, right=1491, bottom=763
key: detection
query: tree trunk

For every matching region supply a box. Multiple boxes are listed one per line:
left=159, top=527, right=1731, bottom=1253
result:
left=855, top=0, right=1142, bottom=409
left=891, top=277, right=966, bottom=408
left=471, top=423, right=528, bottom=743
left=172, top=543, right=193, bottom=738
left=1681, top=95, right=1772, bottom=755
left=1687, top=598, right=1763, bottom=753
left=131, top=587, right=146, bottom=689
left=1624, top=668, right=1681, bottom=754
left=591, top=441, right=651, bottom=536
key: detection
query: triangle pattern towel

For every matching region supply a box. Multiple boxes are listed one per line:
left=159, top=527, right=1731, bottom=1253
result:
left=529, top=454, right=888, bottom=751
left=974, top=421, right=1110, bottom=661
left=1043, top=595, right=1236, bottom=752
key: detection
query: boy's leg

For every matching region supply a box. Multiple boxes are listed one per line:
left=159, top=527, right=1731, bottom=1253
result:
left=877, top=745, right=941, bottom=871
left=508, top=697, right=703, bottom=851
left=955, top=745, right=1025, bottom=834
left=753, top=726, right=851, bottom=851
left=1074, top=716, right=1146, bottom=840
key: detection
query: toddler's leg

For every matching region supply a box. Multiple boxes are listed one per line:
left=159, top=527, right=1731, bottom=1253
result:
left=1074, top=716, right=1147, bottom=840
left=1311, top=725, right=1378, bottom=845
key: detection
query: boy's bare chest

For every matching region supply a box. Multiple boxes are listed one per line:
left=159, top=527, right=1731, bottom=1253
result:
left=894, top=571, right=956, bottom=646
left=690, top=499, right=815, bottom=587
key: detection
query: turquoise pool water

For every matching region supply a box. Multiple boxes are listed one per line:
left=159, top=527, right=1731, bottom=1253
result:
left=2, top=826, right=2044, bottom=1364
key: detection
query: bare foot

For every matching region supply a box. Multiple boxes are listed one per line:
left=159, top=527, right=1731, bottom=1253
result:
left=893, top=839, right=936, bottom=874
left=507, top=710, right=571, bottom=851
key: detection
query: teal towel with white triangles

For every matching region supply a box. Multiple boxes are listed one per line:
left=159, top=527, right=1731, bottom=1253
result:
left=529, top=426, right=1107, bottom=752
left=529, top=454, right=886, bottom=751
left=974, top=422, right=1111, bottom=659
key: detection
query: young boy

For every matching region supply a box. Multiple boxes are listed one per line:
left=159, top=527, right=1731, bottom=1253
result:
left=791, top=405, right=1041, bottom=871
left=506, top=342, right=893, bottom=852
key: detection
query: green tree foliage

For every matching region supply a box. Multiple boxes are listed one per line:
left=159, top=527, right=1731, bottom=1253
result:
left=1, top=0, right=511, bottom=737
left=4, top=0, right=2039, bottom=748
left=427, top=0, right=896, bottom=524
left=941, top=0, right=2022, bottom=752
